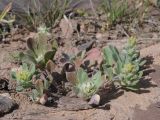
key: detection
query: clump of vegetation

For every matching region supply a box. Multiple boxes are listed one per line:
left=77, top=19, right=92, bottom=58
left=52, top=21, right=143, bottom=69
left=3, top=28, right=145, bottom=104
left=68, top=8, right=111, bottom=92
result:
left=72, top=68, right=102, bottom=100
left=30, top=79, right=50, bottom=105
left=101, top=0, right=128, bottom=26
left=20, top=0, right=71, bottom=30
left=103, top=37, right=145, bottom=91
left=11, top=25, right=59, bottom=104
left=100, top=0, right=149, bottom=28
left=11, top=63, right=36, bottom=91
left=19, top=25, right=58, bottom=69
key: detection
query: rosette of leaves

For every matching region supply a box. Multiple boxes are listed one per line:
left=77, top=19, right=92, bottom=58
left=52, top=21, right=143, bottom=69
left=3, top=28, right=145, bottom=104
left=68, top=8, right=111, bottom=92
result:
left=102, top=37, right=145, bottom=91
left=73, top=68, right=102, bottom=100
left=19, top=26, right=58, bottom=69
left=11, top=63, right=35, bottom=91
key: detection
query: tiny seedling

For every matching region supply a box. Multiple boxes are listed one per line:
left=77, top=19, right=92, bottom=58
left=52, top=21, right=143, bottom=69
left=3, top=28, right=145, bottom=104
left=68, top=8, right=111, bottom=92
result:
left=11, top=63, right=36, bottom=91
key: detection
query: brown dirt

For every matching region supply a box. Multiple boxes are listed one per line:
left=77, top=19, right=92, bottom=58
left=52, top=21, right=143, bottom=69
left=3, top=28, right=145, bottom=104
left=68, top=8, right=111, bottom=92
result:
left=1, top=3, right=160, bottom=120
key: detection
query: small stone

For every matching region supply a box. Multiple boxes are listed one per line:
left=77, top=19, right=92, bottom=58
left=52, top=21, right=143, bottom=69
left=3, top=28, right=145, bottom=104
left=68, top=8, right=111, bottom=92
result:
left=39, top=94, right=48, bottom=105
left=88, top=94, right=100, bottom=106
left=0, top=94, right=17, bottom=116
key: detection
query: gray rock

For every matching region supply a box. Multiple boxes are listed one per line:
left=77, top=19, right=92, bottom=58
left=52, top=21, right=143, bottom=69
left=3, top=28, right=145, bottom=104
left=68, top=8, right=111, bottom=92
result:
left=0, top=94, right=17, bottom=116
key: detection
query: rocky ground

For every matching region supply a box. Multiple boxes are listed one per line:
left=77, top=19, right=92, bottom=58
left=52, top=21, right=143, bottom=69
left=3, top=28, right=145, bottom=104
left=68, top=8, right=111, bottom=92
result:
left=0, top=1, right=160, bottom=120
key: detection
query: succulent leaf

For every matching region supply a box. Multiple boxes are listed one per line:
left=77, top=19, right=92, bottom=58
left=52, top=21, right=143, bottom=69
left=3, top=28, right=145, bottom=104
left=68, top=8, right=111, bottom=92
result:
left=11, top=63, right=36, bottom=91
left=102, top=37, right=145, bottom=91
left=75, top=68, right=102, bottom=99
left=19, top=29, right=57, bottom=69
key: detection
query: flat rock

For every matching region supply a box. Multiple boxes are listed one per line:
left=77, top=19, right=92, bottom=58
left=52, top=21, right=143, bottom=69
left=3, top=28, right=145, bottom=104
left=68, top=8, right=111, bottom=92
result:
left=0, top=94, right=17, bottom=116
left=58, top=96, right=92, bottom=111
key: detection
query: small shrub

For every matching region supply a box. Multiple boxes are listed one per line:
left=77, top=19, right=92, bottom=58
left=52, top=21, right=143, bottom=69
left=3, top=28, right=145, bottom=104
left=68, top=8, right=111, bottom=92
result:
left=102, top=37, right=145, bottom=91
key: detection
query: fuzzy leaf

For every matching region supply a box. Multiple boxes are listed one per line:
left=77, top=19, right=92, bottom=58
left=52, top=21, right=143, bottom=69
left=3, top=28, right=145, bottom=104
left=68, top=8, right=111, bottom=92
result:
left=44, top=50, right=56, bottom=63
left=92, top=71, right=102, bottom=88
left=16, top=86, right=24, bottom=92
left=46, top=60, right=56, bottom=73
left=44, top=79, right=49, bottom=90
left=35, top=79, right=44, bottom=96
left=11, top=71, right=16, bottom=80
left=51, top=40, right=58, bottom=51
left=76, top=68, right=88, bottom=84
left=27, top=38, right=37, bottom=54
left=139, top=60, right=146, bottom=66
left=19, top=52, right=37, bottom=64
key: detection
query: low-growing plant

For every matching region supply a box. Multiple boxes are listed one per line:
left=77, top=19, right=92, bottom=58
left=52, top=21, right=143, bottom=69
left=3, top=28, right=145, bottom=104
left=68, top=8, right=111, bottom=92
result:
left=30, top=79, right=50, bottom=105
left=72, top=68, right=102, bottom=100
left=103, top=37, right=145, bottom=91
left=19, top=25, right=58, bottom=69
left=11, top=63, right=36, bottom=91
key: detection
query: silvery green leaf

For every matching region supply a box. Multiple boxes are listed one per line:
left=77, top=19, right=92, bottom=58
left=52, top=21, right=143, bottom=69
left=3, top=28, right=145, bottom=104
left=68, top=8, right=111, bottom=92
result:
left=51, top=40, right=58, bottom=51
left=44, top=79, right=49, bottom=90
left=76, top=68, right=88, bottom=84
left=19, top=52, right=37, bottom=64
left=92, top=71, right=102, bottom=88
left=16, top=86, right=24, bottom=92
left=139, top=60, right=146, bottom=66
left=11, top=71, right=16, bottom=80
left=35, top=80, right=44, bottom=96
left=44, top=50, right=56, bottom=63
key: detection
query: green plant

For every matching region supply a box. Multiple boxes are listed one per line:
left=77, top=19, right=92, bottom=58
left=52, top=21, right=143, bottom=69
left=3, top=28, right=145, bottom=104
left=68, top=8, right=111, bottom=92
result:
left=30, top=79, right=50, bottom=104
left=19, top=0, right=71, bottom=30
left=19, top=25, right=58, bottom=69
left=11, top=63, right=36, bottom=91
left=103, top=37, right=145, bottom=91
left=102, top=45, right=123, bottom=81
left=101, top=0, right=128, bottom=26
left=73, top=68, right=102, bottom=100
